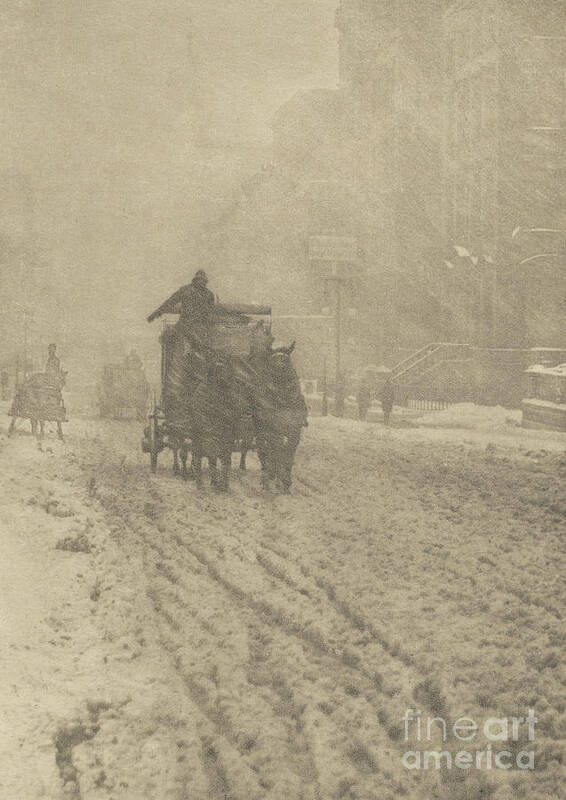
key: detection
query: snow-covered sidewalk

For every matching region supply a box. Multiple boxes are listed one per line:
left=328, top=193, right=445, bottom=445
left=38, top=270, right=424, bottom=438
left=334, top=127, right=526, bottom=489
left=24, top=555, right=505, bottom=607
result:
left=0, top=433, right=197, bottom=799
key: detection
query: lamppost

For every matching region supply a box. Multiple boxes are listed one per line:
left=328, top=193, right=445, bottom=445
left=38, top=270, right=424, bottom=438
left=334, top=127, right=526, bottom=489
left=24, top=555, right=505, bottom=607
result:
left=310, top=234, right=358, bottom=418
left=323, top=269, right=345, bottom=388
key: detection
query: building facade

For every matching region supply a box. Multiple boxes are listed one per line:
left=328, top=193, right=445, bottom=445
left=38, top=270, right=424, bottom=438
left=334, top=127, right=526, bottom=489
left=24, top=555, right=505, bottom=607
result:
left=198, top=0, right=565, bottom=381
left=442, top=0, right=566, bottom=346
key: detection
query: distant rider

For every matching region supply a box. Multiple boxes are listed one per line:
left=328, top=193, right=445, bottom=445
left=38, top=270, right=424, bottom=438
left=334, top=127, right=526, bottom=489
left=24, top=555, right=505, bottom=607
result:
left=45, top=343, right=62, bottom=376
left=1, top=369, right=8, bottom=401
left=380, top=378, right=395, bottom=426
left=357, top=381, right=371, bottom=421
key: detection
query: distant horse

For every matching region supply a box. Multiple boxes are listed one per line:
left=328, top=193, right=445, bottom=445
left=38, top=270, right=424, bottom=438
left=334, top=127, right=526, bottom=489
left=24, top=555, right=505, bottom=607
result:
left=250, top=348, right=307, bottom=493
left=8, top=372, right=67, bottom=441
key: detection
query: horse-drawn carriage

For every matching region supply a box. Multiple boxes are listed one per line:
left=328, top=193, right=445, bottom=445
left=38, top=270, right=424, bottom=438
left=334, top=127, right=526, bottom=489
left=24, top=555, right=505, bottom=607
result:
left=142, top=303, right=308, bottom=491
left=98, top=360, right=149, bottom=421
left=8, top=372, right=67, bottom=439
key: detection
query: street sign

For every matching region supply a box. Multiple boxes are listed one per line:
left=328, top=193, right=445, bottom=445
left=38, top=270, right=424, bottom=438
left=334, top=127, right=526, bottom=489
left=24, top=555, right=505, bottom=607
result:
left=309, top=235, right=358, bottom=262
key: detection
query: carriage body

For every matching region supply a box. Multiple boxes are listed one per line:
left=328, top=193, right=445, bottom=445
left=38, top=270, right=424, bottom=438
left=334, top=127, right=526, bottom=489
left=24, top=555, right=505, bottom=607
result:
left=8, top=373, right=67, bottom=423
left=142, top=303, right=272, bottom=472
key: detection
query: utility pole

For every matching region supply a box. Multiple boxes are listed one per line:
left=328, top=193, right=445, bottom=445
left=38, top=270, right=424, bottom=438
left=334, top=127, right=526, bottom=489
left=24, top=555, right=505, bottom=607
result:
left=324, top=269, right=345, bottom=389
left=310, top=233, right=358, bottom=416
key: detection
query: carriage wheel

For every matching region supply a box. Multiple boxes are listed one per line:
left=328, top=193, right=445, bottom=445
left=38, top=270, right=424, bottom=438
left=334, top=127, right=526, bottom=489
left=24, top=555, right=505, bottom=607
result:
left=149, top=410, right=159, bottom=472
left=149, top=406, right=160, bottom=474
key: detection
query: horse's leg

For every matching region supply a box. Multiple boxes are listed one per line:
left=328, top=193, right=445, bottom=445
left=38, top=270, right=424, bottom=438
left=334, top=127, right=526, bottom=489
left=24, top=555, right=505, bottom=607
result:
left=256, top=432, right=273, bottom=488
left=172, top=446, right=180, bottom=475
left=209, top=456, right=219, bottom=488
left=180, top=445, right=189, bottom=479
left=8, top=417, right=16, bottom=436
left=56, top=421, right=64, bottom=440
left=239, top=441, right=247, bottom=471
left=192, top=446, right=203, bottom=488
left=39, top=420, right=45, bottom=440
left=219, top=451, right=230, bottom=491
left=279, top=437, right=298, bottom=494
left=257, top=443, right=267, bottom=471
left=261, top=447, right=276, bottom=489
left=32, top=419, right=43, bottom=449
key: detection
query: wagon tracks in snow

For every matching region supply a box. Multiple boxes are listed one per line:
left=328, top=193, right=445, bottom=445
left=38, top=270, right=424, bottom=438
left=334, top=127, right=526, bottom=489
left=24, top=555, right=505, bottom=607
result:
left=83, top=459, right=422, bottom=796
left=69, top=423, right=566, bottom=800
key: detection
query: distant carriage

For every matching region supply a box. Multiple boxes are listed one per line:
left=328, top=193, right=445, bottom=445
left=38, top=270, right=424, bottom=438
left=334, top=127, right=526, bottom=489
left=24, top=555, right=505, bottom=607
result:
left=98, top=361, right=150, bottom=421
left=142, top=303, right=307, bottom=491
left=8, top=372, right=67, bottom=439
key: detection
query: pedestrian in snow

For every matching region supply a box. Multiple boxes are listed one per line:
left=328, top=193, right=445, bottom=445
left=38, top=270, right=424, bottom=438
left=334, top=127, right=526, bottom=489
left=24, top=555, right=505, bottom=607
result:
left=380, top=378, right=395, bottom=426
left=334, top=373, right=346, bottom=418
left=357, top=382, right=371, bottom=421
left=1, top=369, right=9, bottom=401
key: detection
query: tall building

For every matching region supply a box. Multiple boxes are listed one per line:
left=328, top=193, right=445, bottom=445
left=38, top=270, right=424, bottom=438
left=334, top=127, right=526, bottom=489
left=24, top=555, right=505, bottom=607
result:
left=199, top=0, right=565, bottom=374
left=335, top=0, right=447, bottom=350
left=442, top=0, right=566, bottom=345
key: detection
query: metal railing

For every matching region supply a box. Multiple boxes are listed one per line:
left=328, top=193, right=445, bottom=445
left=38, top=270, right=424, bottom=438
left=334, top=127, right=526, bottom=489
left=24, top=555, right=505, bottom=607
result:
left=405, top=397, right=451, bottom=412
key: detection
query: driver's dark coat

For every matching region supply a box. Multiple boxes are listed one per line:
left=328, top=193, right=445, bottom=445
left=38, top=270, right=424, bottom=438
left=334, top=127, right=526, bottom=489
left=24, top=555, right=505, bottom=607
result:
left=152, top=281, right=215, bottom=335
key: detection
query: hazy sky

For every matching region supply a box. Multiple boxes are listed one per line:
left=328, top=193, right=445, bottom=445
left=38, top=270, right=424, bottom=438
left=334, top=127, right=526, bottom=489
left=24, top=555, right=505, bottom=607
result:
left=1, top=0, right=338, bottom=346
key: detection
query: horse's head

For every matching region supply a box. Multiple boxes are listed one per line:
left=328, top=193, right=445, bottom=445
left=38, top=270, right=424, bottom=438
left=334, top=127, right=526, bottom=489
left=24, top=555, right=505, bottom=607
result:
left=272, top=340, right=295, bottom=356
left=269, top=351, right=297, bottom=390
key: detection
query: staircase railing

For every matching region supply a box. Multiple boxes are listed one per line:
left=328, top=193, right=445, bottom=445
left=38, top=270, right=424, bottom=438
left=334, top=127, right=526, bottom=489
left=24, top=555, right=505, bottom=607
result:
left=390, top=343, right=473, bottom=409
left=391, top=343, right=471, bottom=382
left=389, top=343, right=442, bottom=380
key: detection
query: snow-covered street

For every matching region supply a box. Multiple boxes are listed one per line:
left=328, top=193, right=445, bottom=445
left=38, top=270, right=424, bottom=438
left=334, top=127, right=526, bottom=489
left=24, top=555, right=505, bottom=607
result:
left=1, top=412, right=565, bottom=800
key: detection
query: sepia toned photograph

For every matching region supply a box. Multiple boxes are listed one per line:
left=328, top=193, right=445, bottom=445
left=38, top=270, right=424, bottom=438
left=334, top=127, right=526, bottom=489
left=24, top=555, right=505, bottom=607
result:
left=1, top=1, right=564, bottom=799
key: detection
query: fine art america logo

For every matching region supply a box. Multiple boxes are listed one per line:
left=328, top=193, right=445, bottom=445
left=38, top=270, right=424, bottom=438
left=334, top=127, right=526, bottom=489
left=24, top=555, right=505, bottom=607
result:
left=401, top=709, right=536, bottom=771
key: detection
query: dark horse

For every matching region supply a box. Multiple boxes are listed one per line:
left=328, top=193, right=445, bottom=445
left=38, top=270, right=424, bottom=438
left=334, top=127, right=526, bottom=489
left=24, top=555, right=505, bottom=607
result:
left=188, top=355, right=250, bottom=491
left=249, top=348, right=308, bottom=493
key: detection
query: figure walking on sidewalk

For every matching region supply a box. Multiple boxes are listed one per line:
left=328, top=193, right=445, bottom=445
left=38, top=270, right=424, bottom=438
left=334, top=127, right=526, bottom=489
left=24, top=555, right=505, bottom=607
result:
left=380, top=378, right=395, bottom=426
